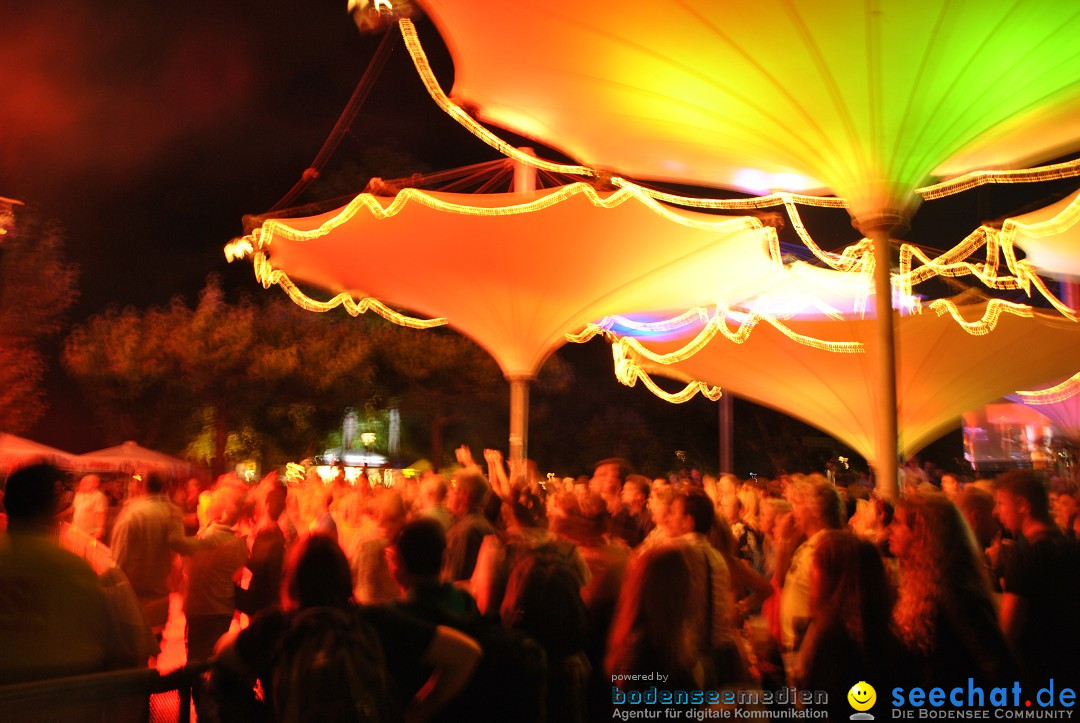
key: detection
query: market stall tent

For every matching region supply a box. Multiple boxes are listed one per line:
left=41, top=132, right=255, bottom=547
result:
left=76, top=441, right=194, bottom=478
left=0, top=433, right=77, bottom=476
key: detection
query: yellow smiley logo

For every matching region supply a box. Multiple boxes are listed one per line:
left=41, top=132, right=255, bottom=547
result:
left=847, top=681, right=876, bottom=712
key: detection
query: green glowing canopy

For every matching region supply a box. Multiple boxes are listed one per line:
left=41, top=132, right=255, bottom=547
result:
left=417, top=0, right=1080, bottom=223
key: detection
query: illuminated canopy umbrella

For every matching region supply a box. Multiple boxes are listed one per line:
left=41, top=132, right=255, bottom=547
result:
left=415, top=0, right=1080, bottom=221
left=405, top=0, right=1080, bottom=493
left=234, top=182, right=781, bottom=458
left=617, top=305, right=1080, bottom=476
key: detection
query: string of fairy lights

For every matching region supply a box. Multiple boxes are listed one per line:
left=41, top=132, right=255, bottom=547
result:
left=1015, top=373, right=1080, bottom=405
left=227, top=12, right=1080, bottom=406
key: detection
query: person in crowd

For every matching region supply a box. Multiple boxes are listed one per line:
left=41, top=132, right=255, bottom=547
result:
left=348, top=490, right=407, bottom=605
left=940, top=473, right=964, bottom=502
left=590, top=457, right=632, bottom=497
left=665, top=487, right=742, bottom=686
left=0, top=464, right=125, bottom=691
left=891, top=491, right=1018, bottom=689
left=1050, top=486, right=1078, bottom=540
left=501, top=539, right=591, bottom=723
left=390, top=517, right=481, bottom=626
left=443, top=468, right=496, bottom=581
left=71, top=473, right=108, bottom=541
left=185, top=485, right=248, bottom=664
left=779, top=475, right=844, bottom=654
left=758, top=496, right=793, bottom=580
left=610, top=474, right=653, bottom=548
left=310, top=486, right=338, bottom=540
left=553, top=488, right=631, bottom=713
left=214, top=533, right=481, bottom=721
left=994, top=470, right=1080, bottom=685
left=606, top=545, right=705, bottom=695
left=110, top=471, right=208, bottom=636
left=235, top=481, right=288, bottom=618
left=710, top=509, right=773, bottom=627
left=638, top=483, right=675, bottom=550
left=956, top=485, right=1001, bottom=589
left=416, top=472, right=453, bottom=530
left=722, top=490, right=764, bottom=572
left=471, top=485, right=588, bottom=617
left=797, top=531, right=902, bottom=715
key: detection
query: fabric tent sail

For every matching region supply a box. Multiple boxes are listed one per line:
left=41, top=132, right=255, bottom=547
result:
left=614, top=305, right=1080, bottom=477
left=238, top=183, right=780, bottom=378
left=415, top=0, right=1080, bottom=221
left=233, top=182, right=783, bottom=458
left=408, top=0, right=1080, bottom=493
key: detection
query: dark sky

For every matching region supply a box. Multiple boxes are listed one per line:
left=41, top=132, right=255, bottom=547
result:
left=3, top=2, right=475, bottom=313
left=4, top=2, right=489, bottom=451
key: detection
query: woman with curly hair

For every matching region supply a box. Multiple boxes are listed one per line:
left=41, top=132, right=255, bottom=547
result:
left=798, top=530, right=902, bottom=712
left=889, top=492, right=1018, bottom=689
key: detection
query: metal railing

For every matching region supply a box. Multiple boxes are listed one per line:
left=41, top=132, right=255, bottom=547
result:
left=0, top=662, right=209, bottom=723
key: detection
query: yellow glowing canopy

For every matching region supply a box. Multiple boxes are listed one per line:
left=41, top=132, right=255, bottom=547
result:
left=626, top=306, right=1080, bottom=473
left=243, top=183, right=780, bottom=378
left=417, top=0, right=1080, bottom=222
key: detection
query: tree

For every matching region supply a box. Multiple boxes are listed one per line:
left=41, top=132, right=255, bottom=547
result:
left=365, top=322, right=507, bottom=466
left=0, top=205, right=79, bottom=433
left=64, top=277, right=375, bottom=474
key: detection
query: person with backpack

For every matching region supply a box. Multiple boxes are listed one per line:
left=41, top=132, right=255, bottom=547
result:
left=212, top=533, right=482, bottom=723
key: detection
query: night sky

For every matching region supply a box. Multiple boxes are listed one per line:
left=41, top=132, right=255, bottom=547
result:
left=4, top=2, right=1076, bottom=471
left=5, top=2, right=498, bottom=452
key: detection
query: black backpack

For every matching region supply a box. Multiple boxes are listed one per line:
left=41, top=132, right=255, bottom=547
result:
left=270, top=606, right=402, bottom=723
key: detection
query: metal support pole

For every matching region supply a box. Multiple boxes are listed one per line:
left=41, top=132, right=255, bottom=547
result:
left=508, top=375, right=531, bottom=463
left=868, top=226, right=900, bottom=498
left=718, top=391, right=734, bottom=474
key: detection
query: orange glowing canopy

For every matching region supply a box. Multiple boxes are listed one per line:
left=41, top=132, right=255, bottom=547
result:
left=622, top=305, right=1080, bottom=472
left=237, top=183, right=781, bottom=378
left=416, top=0, right=1080, bottom=222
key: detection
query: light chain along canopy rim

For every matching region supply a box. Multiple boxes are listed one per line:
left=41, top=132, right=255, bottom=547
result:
left=626, top=305, right=1080, bottom=473
left=246, top=183, right=784, bottom=378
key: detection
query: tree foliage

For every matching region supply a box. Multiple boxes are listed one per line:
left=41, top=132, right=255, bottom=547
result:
left=364, top=322, right=507, bottom=465
left=64, top=277, right=375, bottom=473
left=0, top=206, right=79, bottom=433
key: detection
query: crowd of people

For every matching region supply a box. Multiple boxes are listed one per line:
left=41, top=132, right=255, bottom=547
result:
left=1, top=448, right=1079, bottom=721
